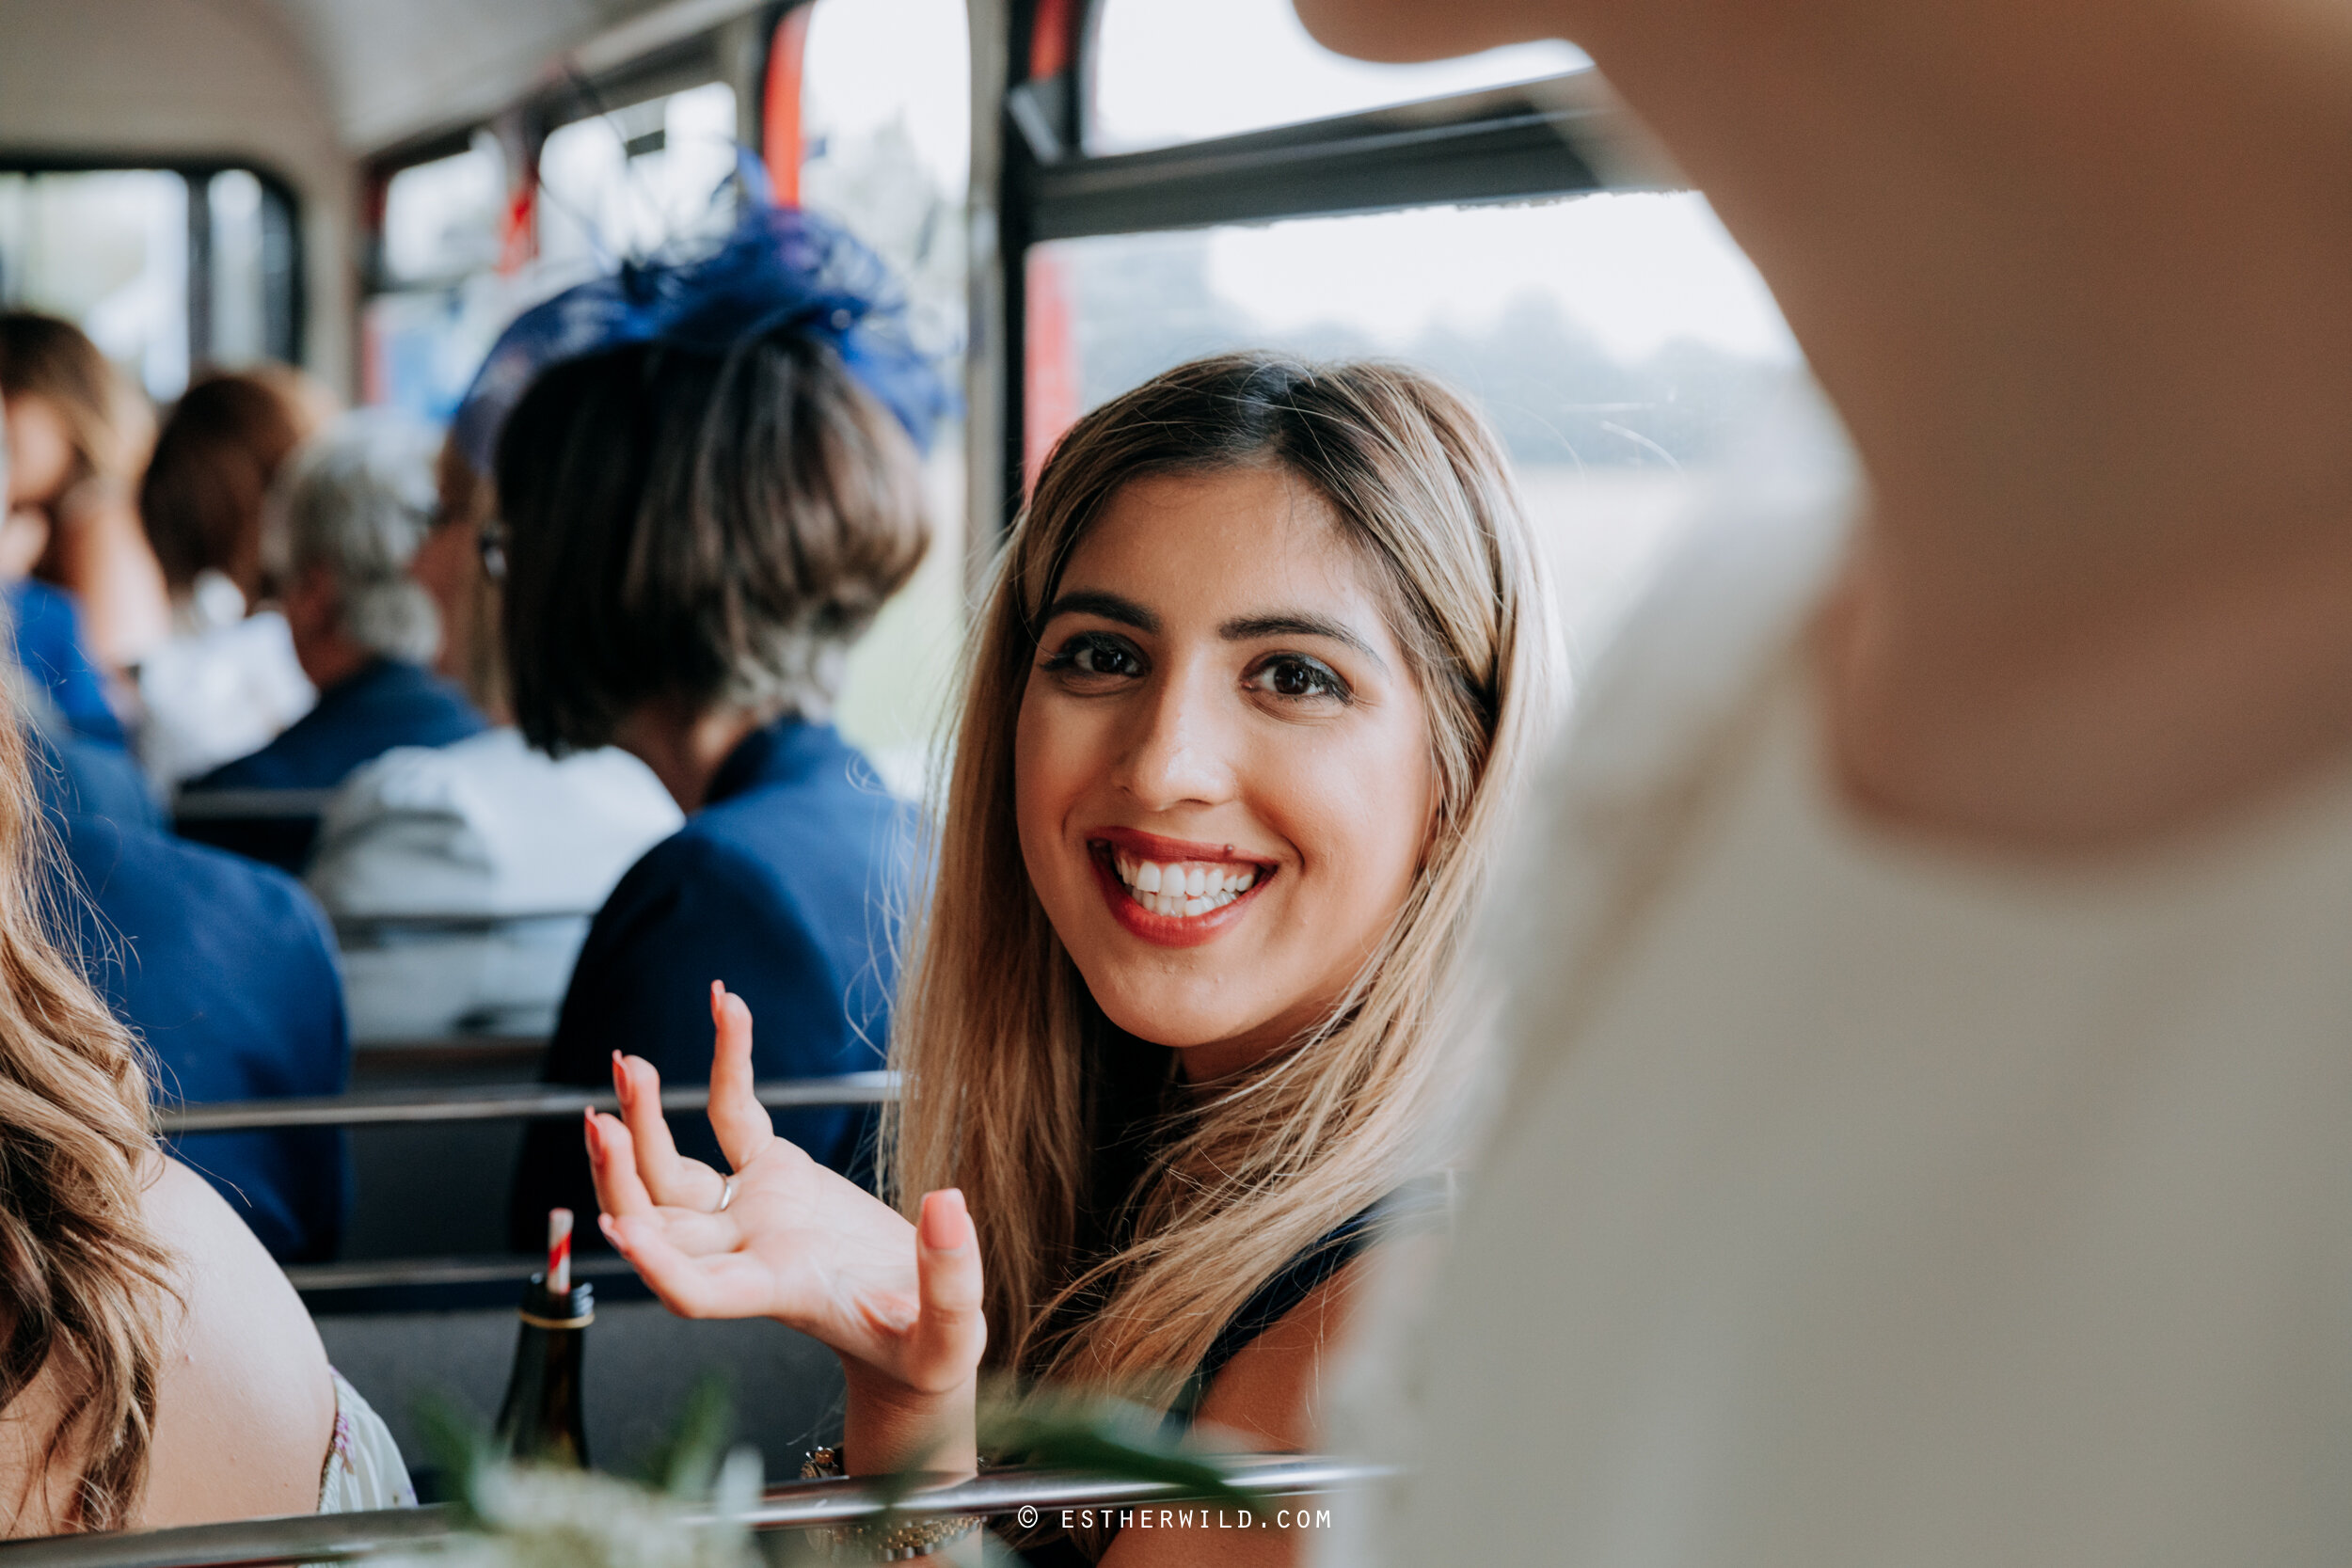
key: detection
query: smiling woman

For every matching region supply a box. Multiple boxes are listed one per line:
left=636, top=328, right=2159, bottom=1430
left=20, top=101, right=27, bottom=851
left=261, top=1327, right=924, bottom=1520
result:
left=1015, top=464, right=1443, bottom=1078
left=588, top=353, right=1557, bottom=1565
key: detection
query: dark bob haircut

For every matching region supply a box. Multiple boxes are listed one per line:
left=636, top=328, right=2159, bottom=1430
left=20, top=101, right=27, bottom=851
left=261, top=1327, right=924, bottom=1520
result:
left=494, top=329, right=929, bottom=753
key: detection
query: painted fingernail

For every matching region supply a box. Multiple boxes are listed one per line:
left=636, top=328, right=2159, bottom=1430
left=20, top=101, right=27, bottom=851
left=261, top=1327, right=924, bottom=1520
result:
left=582, top=1109, right=600, bottom=1157
left=919, top=1188, right=969, bottom=1250
left=598, top=1213, right=625, bottom=1250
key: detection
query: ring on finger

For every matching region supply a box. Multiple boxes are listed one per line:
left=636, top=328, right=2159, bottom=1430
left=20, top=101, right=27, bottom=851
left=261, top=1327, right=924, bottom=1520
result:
left=711, top=1175, right=737, bottom=1215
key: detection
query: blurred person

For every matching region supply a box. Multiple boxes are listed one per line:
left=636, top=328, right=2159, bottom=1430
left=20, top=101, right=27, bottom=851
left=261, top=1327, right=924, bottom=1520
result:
left=1286, top=1, right=2352, bottom=1565
left=0, top=312, right=171, bottom=678
left=5, top=544, right=128, bottom=752
left=180, top=411, right=485, bottom=801
left=305, top=429, right=680, bottom=1043
left=411, top=437, right=506, bottom=714
left=0, top=388, right=130, bottom=776
left=492, top=200, right=951, bottom=1245
left=590, top=353, right=1558, bottom=1568
left=0, top=682, right=406, bottom=1533
left=31, top=715, right=353, bottom=1263
left=5, top=404, right=350, bottom=1258
left=135, top=369, right=331, bottom=787
left=0, top=320, right=142, bottom=749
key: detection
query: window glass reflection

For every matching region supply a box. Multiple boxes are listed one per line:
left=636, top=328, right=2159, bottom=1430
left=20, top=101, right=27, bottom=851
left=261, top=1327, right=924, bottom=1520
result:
left=539, top=81, right=739, bottom=268
left=1088, top=0, right=1588, bottom=154
left=800, top=0, right=971, bottom=795
left=382, top=134, right=506, bottom=285
left=1029, top=194, right=1810, bottom=658
left=0, top=169, right=191, bottom=398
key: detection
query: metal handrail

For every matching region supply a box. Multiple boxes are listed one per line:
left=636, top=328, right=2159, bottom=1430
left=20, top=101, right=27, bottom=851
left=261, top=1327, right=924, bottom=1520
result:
left=332, top=910, right=597, bottom=941
left=161, top=1072, right=899, bottom=1133
left=0, top=1457, right=1385, bottom=1568
left=168, top=789, right=339, bottom=821
left=282, top=1251, right=644, bottom=1296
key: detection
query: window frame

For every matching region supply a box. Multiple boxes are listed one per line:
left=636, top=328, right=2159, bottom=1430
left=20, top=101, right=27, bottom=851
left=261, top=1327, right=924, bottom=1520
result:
left=975, top=0, right=1675, bottom=532
left=357, top=7, right=795, bottom=298
left=0, top=153, right=307, bottom=376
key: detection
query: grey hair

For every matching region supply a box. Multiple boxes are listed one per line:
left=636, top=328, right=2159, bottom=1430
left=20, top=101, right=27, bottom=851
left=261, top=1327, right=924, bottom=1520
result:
left=269, top=411, right=442, bottom=661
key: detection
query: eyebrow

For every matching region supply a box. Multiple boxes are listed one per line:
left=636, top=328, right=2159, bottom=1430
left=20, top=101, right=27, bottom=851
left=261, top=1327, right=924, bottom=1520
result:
left=1220, top=612, right=1387, bottom=672
left=1040, top=592, right=1388, bottom=673
left=1037, top=589, right=1159, bottom=633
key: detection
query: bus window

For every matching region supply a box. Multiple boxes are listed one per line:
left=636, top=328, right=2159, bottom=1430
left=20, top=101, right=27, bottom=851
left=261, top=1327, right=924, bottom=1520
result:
left=539, top=81, right=739, bottom=269
left=1086, top=0, right=1589, bottom=155
left=800, top=0, right=970, bottom=798
left=1027, top=193, right=1807, bottom=660
left=381, top=135, right=506, bottom=286
left=0, top=166, right=296, bottom=400
left=364, top=83, right=738, bottom=429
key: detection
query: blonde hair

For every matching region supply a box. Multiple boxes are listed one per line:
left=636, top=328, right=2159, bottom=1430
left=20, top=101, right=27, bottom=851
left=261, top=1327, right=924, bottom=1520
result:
left=0, top=705, right=177, bottom=1529
left=887, top=353, right=1558, bottom=1408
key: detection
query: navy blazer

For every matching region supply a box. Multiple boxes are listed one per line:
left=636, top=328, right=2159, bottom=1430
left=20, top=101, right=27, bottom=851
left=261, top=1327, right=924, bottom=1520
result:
left=37, top=734, right=351, bottom=1261
left=10, top=579, right=125, bottom=747
left=510, top=719, right=911, bottom=1247
left=184, top=657, right=486, bottom=794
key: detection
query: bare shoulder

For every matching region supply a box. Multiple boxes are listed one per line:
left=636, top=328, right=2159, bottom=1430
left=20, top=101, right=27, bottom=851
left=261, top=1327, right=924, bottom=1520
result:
left=1187, top=1253, right=1380, bottom=1454
left=139, top=1160, right=336, bottom=1528
left=1093, top=1258, right=1390, bottom=1566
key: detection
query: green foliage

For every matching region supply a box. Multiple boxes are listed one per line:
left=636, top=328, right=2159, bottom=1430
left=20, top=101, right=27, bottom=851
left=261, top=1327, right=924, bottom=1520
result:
left=410, top=1391, right=498, bottom=1525
left=975, top=1387, right=1269, bottom=1513
left=636, top=1375, right=739, bottom=1498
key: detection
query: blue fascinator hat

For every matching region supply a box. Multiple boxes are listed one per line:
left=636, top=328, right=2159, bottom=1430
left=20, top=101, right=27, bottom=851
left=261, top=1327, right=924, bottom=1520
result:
left=452, top=170, right=956, bottom=474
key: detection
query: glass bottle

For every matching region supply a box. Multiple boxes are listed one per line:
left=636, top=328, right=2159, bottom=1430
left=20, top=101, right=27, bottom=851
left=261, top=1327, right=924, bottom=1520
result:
left=494, top=1212, right=593, bottom=1465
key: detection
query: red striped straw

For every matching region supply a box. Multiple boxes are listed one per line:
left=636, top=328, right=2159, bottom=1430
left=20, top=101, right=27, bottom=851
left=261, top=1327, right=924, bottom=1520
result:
left=548, top=1208, right=573, bottom=1294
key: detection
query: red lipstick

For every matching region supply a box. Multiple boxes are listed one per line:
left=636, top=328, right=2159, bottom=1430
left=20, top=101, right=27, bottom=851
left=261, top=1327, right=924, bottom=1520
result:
left=1086, top=831, right=1278, bottom=950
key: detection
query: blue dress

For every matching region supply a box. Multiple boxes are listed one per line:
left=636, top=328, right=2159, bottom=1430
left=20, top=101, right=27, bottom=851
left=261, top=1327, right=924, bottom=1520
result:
left=508, top=719, right=912, bottom=1246
left=36, top=731, right=353, bottom=1261
left=183, top=657, right=485, bottom=793
left=9, top=579, right=125, bottom=747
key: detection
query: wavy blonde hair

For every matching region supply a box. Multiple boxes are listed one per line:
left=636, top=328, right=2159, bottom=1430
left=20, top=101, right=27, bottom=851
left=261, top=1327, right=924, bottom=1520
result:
left=887, top=353, right=1558, bottom=1408
left=0, top=707, right=177, bottom=1529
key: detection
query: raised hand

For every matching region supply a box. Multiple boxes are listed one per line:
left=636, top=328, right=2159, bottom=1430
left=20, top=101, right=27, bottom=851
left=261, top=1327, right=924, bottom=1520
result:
left=585, top=983, right=987, bottom=1415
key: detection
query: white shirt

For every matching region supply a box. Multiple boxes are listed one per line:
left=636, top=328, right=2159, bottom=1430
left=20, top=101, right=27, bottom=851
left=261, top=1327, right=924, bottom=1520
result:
left=308, top=727, right=682, bottom=1043
left=135, top=573, right=315, bottom=788
left=1331, top=412, right=2352, bottom=1567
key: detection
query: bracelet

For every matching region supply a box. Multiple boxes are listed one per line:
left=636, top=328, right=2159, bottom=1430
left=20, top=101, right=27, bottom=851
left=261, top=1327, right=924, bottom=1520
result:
left=800, top=1448, right=985, bottom=1562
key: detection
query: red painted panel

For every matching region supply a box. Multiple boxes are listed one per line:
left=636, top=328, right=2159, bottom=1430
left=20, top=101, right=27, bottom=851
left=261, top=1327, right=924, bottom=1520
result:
left=764, top=4, right=814, bottom=204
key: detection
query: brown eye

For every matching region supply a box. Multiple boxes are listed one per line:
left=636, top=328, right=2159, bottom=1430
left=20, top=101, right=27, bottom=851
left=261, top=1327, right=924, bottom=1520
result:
left=1074, top=642, right=1140, bottom=675
left=1044, top=631, right=1145, bottom=680
left=1247, top=654, right=1348, bottom=703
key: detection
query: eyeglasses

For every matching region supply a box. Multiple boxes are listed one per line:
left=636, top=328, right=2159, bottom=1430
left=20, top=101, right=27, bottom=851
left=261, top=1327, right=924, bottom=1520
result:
left=478, top=518, right=509, bottom=582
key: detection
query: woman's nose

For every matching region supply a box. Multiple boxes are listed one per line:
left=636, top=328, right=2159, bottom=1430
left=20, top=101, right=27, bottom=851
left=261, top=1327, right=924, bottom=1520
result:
left=1116, top=667, right=1234, bottom=809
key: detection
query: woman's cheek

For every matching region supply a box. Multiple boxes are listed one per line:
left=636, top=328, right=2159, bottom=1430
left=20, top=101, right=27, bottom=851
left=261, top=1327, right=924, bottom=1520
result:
left=1012, top=685, right=1089, bottom=898
left=1279, top=722, right=1430, bottom=927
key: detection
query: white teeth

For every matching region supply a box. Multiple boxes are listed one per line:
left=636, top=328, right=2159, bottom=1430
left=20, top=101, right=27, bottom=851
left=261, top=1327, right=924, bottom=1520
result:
left=1107, top=851, right=1266, bottom=917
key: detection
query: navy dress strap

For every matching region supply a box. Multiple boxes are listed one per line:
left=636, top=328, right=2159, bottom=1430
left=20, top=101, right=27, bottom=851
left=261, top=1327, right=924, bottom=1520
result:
left=1167, top=1178, right=1451, bottom=1429
left=1004, top=1179, right=1448, bottom=1562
